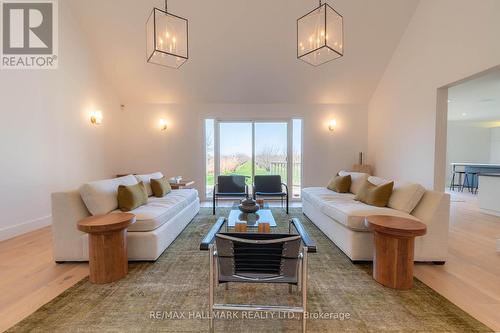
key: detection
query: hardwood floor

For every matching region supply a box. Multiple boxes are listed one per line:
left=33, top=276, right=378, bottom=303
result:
left=414, top=190, right=500, bottom=331
left=0, top=194, right=499, bottom=332
left=0, top=227, right=88, bottom=332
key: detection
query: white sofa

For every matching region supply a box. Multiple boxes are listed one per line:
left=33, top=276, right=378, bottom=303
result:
left=51, top=173, right=200, bottom=262
left=302, top=172, right=450, bottom=262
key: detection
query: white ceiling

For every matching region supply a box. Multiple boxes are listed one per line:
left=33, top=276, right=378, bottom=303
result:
left=68, top=0, right=418, bottom=104
left=448, top=68, right=500, bottom=122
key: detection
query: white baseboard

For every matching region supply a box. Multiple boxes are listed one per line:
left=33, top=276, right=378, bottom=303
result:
left=479, top=208, right=500, bottom=218
left=0, top=215, right=52, bottom=242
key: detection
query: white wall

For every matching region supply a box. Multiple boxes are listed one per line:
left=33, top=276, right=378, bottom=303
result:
left=490, top=127, right=500, bottom=163
left=0, top=2, right=121, bottom=240
left=116, top=103, right=368, bottom=200
left=445, top=122, right=491, bottom=185
left=367, top=0, right=500, bottom=189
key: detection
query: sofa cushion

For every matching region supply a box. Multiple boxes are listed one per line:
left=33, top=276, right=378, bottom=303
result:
left=338, top=170, right=369, bottom=194
left=117, top=182, right=148, bottom=212
left=327, top=175, right=351, bottom=193
left=80, top=175, right=138, bottom=215
left=151, top=177, right=172, bottom=197
left=321, top=199, right=421, bottom=232
left=355, top=179, right=394, bottom=207
left=135, top=172, right=164, bottom=196
left=302, top=187, right=356, bottom=209
left=122, top=189, right=199, bottom=232
left=388, top=182, right=426, bottom=213
left=367, top=176, right=390, bottom=186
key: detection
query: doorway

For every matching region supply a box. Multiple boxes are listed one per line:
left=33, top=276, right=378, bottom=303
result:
left=204, top=119, right=302, bottom=200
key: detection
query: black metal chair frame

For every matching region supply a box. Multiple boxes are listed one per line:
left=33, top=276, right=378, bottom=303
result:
left=252, top=175, right=289, bottom=214
left=213, top=175, right=249, bottom=215
left=449, top=170, right=465, bottom=191
left=208, top=233, right=308, bottom=333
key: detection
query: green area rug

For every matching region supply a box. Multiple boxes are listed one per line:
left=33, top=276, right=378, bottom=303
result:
left=8, top=208, right=491, bottom=332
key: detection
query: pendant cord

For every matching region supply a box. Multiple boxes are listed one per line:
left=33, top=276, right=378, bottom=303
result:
left=165, top=0, right=168, bottom=13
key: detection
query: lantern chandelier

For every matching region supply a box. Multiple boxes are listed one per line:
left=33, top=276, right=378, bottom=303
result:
left=146, top=0, right=188, bottom=69
left=297, top=0, right=344, bottom=66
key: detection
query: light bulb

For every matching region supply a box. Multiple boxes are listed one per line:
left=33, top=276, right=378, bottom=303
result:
left=328, top=119, right=337, bottom=131
left=159, top=119, right=168, bottom=131
left=90, top=111, right=103, bottom=125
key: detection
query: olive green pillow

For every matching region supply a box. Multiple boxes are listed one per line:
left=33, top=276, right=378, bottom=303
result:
left=354, top=179, right=394, bottom=207
left=327, top=174, right=351, bottom=193
left=151, top=177, right=172, bottom=198
left=117, top=182, right=148, bottom=212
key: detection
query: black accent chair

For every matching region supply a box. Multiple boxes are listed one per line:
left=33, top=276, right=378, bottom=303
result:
left=208, top=233, right=308, bottom=332
left=253, top=175, right=289, bottom=214
left=213, top=175, right=248, bottom=215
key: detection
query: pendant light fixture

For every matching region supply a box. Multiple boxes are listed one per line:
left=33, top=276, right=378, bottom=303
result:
left=297, top=0, right=343, bottom=66
left=146, top=0, right=188, bottom=68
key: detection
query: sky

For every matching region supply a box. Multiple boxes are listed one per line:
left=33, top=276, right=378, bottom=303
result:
left=205, top=120, right=302, bottom=157
left=218, top=122, right=299, bottom=156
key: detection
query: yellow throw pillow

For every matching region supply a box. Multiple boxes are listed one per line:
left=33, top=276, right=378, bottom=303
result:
left=354, top=179, right=394, bottom=207
left=151, top=177, right=172, bottom=198
left=327, top=174, right=351, bottom=193
left=117, top=182, right=148, bottom=212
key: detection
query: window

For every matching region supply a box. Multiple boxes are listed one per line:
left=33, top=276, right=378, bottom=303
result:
left=204, top=118, right=303, bottom=200
left=205, top=119, right=215, bottom=198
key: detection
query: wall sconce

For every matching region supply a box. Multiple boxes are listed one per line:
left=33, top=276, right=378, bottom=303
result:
left=90, top=111, right=103, bottom=125
left=328, top=119, right=337, bottom=131
left=159, top=119, right=168, bottom=131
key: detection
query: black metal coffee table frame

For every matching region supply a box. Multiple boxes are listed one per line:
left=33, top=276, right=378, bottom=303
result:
left=200, top=217, right=317, bottom=253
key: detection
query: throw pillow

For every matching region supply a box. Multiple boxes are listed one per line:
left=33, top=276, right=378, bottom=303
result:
left=355, top=179, right=394, bottom=207
left=134, top=172, right=164, bottom=196
left=338, top=170, right=369, bottom=194
left=388, top=182, right=426, bottom=213
left=327, top=174, right=351, bottom=193
left=80, top=175, right=138, bottom=215
left=117, top=181, right=148, bottom=212
left=151, top=177, right=172, bottom=197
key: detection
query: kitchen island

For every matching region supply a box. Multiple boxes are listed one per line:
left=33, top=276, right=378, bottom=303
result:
left=478, top=173, right=500, bottom=217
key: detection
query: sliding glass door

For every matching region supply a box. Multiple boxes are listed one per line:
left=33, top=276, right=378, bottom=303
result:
left=218, top=122, right=253, bottom=182
left=254, top=122, right=288, bottom=181
left=205, top=119, right=302, bottom=199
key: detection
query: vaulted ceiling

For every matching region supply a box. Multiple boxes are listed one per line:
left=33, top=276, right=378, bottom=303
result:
left=68, top=0, right=418, bottom=104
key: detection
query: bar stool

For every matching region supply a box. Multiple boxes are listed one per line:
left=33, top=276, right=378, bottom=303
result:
left=450, top=170, right=465, bottom=191
left=462, top=172, right=478, bottom=194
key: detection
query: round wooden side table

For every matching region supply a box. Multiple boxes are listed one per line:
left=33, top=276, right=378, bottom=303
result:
left=365, top=215, right=427, bottom=290
left=78, top=213, right=136, bottom=284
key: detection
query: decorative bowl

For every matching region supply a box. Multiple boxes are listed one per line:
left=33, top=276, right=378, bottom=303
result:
left=238, top=198, right=260, bottom=214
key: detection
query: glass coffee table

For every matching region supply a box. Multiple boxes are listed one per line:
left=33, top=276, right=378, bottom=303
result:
left=200, top=203, right=316, bottom=253
left=226, top=204, right=277, bottom=229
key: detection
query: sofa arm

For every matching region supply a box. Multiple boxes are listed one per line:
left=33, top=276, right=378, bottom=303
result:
left=51, top=190, right=91, bottom=261
left=411, top=191, right=450, bottom=224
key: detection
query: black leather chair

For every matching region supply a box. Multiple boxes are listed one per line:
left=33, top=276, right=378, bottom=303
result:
left=212, top=175, right=248, bottom=215
left=208, top=232, right=308, bottom=332
left=253, top=175, right=288, bottom=214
